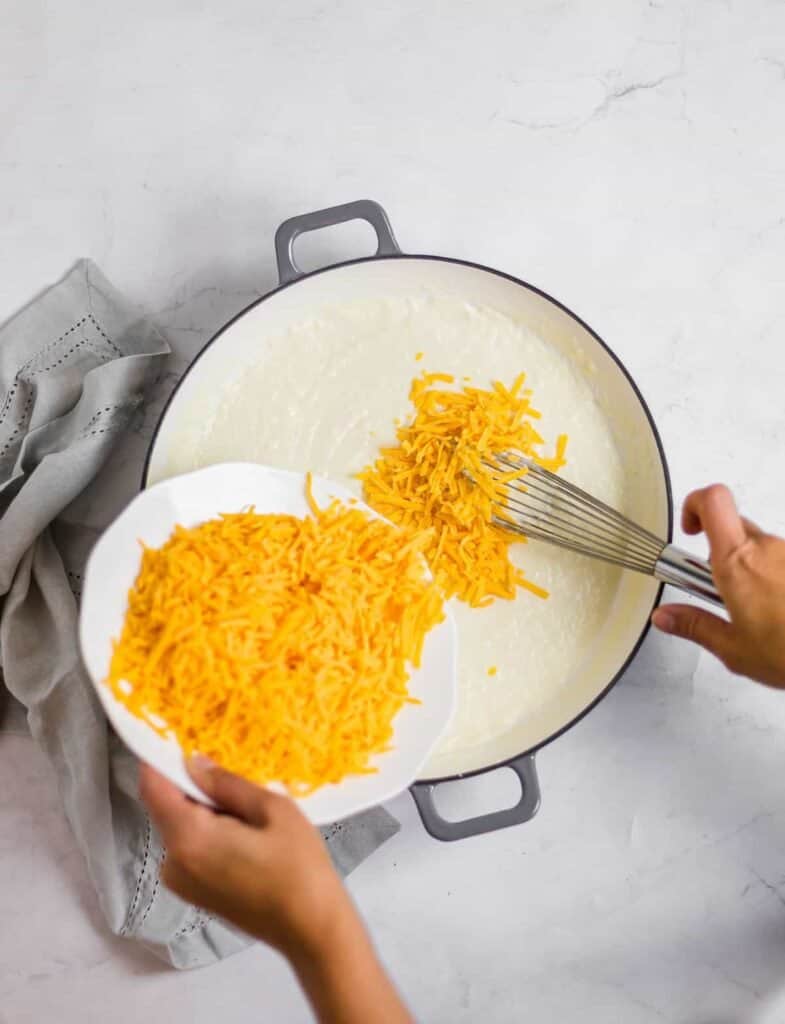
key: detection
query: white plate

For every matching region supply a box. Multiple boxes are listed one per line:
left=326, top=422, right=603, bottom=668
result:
left=79, top=462, right=457, bottom=825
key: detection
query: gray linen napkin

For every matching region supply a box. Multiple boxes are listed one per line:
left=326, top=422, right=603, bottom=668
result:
left=0, top=260, right=399, bottom=968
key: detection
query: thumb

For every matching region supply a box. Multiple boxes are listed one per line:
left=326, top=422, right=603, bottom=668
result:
left=652, top=604, right=736, bottom=665
left=187, top=754, right=274, bottom=826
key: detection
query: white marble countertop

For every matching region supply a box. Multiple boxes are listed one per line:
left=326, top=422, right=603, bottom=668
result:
left=3, top=1, right=785, bottom=1021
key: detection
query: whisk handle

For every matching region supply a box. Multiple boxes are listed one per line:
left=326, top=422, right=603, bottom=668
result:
left=654, top=544, right=723, bottom=607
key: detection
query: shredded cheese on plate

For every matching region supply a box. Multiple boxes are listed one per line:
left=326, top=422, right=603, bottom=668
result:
left=107, top=477, right=445, bottom=795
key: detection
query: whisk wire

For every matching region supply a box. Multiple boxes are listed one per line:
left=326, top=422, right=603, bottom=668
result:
left=499, top=468, right=663, bottom=550
left=496, top=513, right=659, bottom=574
left=479, top=450, right=723, bottom=606
left=495, top=516, right=660, bottom=574
left=497, top=488, right=663, bottom=568
left=489, top=453, right=665, bottom=548
left=484, top=452, right=665, bottom=575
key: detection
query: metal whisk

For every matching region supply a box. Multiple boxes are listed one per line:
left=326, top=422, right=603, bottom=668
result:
left=485, top=452, right=722, bottom=606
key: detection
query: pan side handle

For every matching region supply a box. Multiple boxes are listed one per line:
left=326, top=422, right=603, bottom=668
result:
left=410, top=754, right=541, bottom=842
left=274, top=200, right=400, bottom=284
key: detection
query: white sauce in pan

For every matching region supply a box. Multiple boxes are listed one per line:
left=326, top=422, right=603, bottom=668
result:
left=163, top=295, right=625, bottom=758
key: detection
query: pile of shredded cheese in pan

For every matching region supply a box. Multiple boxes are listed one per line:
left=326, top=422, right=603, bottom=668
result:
left=107, top=477, right=445, bottom=794
left=359, top=371, right=568, bottom=607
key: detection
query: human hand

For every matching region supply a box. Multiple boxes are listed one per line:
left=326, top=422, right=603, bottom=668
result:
left=652, top=485, right=785, bottom=688
left=139, top=757, right=348, bottom=960
left=140, top=758, right=413, bottom=1024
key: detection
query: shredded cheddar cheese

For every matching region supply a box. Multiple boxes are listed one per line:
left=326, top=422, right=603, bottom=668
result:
left=359, top=371, right=568, bottom=607
left=107, top=478, right=445, bottom=794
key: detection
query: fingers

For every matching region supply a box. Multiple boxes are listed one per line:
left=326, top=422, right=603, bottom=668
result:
left=187, top=755, right=277, bottom=826
left=652, top=603, right=737, bottom=668
left=160, top=857, right=200, bottom=904
left=681, top=485, right=747, bottom=562
left=139, top=762, right=214, bottom=852
left=139, top=762, right=190, bottom=828
left=741, top=516, right=764, bottom=538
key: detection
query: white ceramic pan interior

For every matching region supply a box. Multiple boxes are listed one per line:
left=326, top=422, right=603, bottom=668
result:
left=144, top=201, right=671, bottom=840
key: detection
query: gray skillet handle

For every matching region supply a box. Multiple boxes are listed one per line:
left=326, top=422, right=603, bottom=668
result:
left=410, top=754, right=541, bottom=842
left=275, top=199, right=401, bottom=284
